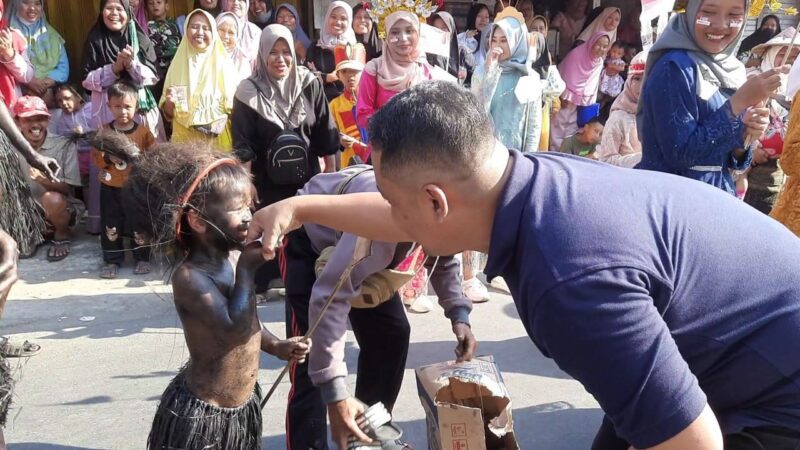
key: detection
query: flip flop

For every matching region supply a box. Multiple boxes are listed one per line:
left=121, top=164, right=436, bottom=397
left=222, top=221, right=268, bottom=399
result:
left=133, top=261, right=151, bottom=275
left=0, top=336, right=41, bottom=358
left=100, top=263, right=119, bottom=279
left=46, top=240, right=71, bottom=262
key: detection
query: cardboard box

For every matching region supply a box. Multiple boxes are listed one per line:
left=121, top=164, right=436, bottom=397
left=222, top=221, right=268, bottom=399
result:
left=415, top=355, right=519, bottom=450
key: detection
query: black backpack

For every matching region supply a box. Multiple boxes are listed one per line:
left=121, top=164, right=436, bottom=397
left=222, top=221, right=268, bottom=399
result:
left=266, top=129, right=310, bottom=186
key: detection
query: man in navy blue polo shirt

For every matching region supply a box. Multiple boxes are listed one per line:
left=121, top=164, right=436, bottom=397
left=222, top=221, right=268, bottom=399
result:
left=248, top=81, right=800, bottom=449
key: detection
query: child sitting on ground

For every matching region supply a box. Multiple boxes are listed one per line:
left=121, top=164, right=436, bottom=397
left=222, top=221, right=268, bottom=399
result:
left=92, top=81, right=156, bottom=279
left=329, top=43, right=369, bottom=168
left=558, top=116, right=604, bottom=159
left=120, top=141, right=309, bottom=449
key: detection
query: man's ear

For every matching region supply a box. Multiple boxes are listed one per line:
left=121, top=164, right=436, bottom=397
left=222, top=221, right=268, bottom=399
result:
left=186, top=209, right=206, bottom=235
left=422, top=183, right=449, bottom=223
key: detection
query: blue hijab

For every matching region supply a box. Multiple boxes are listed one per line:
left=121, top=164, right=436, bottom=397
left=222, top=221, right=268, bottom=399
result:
left=275, top=3, right=311, bottom=50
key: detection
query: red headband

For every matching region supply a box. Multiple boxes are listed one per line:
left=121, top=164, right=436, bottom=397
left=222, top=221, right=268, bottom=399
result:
left=175, top=158, right=239, bottom=244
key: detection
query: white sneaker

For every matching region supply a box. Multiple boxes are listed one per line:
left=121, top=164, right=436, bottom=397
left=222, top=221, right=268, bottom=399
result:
left=489, top=276, right=510, bottom=293
left=405, top=295, right=434, bottom=313
left=462, top=278, right=490, bottom=303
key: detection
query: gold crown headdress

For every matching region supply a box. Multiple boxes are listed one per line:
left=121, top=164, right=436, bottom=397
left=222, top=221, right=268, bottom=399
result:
left=367, top=0, right=438, bottom=39
left=749, top=0, right=798, bottom=17
left=494, top=6, right=525, bottom=25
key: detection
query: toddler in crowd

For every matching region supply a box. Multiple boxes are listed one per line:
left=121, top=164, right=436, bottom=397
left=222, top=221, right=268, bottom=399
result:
left=92, top=81, right=156, bottom=279
left=558, top=117, right=604, bottom=159
left=598, top=41, right=626, bottom=121
left=329, top=43, right=368, bottom=168
left=53, top=85, right=94, bottom=178
left=144, top=0, right=181, bottom=100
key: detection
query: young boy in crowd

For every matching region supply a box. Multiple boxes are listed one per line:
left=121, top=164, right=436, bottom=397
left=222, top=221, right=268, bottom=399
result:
left=118, top=142, right=309, bottom=449
left=14, top=96, right=84, bottom=262
left=144, top=0, right=181, bottom=106
left=329, top=44, right=368, bottom=168
left=283, top=165, right=476, bottom=449
left=92, top=81, right=156, bottom=279
left=558, top=116, right=603, bottom=159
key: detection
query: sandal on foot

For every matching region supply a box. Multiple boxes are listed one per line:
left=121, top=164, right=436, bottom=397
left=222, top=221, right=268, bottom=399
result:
left=100, top=263, right=119, bottom=279
left=46, top=240, right=71, bottom=262
left=133, top=261, right=151, bottom=275
left=0, top=336, right=41, bottom=358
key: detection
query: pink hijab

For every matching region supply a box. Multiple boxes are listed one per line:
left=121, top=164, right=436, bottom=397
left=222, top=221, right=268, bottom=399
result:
left=576, top=7, right=619, bottom=44
left=364, top=11, right=426, bottom=92
left=559, top=32, right=609, bottom=106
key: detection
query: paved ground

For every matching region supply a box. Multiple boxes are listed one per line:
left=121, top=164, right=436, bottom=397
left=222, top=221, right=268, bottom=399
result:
left=1, top=232, right=601, bottom=449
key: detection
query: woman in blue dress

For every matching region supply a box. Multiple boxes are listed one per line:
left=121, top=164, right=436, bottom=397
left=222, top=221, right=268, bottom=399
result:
left=637, top=0, right=784, bottom=195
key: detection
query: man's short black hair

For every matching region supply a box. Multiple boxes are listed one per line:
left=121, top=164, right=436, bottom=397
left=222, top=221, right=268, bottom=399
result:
left=367, top=81, right=495, bottom=181
left=107, top=80, right=139, bottom=101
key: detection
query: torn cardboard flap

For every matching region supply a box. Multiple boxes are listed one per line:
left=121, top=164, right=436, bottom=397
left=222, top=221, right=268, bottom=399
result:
left=416, top=355, right=519, bottom=450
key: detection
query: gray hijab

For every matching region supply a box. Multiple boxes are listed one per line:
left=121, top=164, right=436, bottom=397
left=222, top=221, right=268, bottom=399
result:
left=234, top=24, right=314, bottom=129
left=646, top=0, right=748, bottom=94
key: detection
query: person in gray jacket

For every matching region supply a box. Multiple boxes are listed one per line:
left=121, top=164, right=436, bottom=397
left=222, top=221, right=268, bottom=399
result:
left=282, top=165, right=477, bottom=449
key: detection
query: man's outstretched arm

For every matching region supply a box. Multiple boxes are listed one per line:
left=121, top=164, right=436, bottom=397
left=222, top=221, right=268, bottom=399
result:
left=247, top=193, right=412, bottom=260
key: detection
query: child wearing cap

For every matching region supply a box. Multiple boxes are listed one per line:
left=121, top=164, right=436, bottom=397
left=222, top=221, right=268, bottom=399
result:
left=92, top=80, right=155, bottom=279
left=13, top=95, right=84, bottom=262
left=329, top=43, right=368, bottom=168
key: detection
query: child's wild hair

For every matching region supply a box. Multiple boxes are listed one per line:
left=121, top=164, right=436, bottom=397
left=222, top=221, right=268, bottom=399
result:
left=88, top=128, right=143, bottom=163
left=107, top=79, right=140, bottom=101
left=122, top=141, right=252, bottom=257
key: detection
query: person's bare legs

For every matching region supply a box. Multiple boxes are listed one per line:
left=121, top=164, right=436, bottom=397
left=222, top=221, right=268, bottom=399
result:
left=40, top=191, right=72, bottom=260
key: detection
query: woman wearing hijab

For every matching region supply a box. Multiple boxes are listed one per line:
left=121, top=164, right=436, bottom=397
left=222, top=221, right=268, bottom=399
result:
left=216, top=12, right=252, bottom=78
left=307, top=1, right=356, bottom=101
left=178, top=0, right=222, bottom=35
left=274, top=3, right=310, bottom=63
left=573, top=6, right=620, bottom=48
left=596, top=50, right=647, bottom=168
left=530, top=15, right=561, bottom=150
left=352, top=2, right=382, bottom=61
left=82, top=0, right=162, bottom=140
left=0, top=0, right=33, bottom=108
left=772, top=61, right=800, bottom=235
left=356, top=10, right=453, bottom=140
left=232, top=23, right=338, bottom=208
left=740, top=27, right=799, bottom=214
left=5, top=0, right=68, bottom=103
left=738, top=14, right=781, bottom=62
left=249, top=0, right=273, bottom=28
left=160, top=9, right=240, bottom=150
left=222, top=0, right=261, bottom=64
left=637, top=0, right=781, bottom=196
left=472, top=10, right=541, bottom=152
left=427, top=11, right=460, bottom=78
left=550, top=0, right=588, bottom=61
left=457, top=2, right=490, bottom=83
left=549, top=32, right=609, bottom=151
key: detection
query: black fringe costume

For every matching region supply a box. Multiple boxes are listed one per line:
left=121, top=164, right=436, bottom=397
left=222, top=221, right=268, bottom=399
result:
left=147, top=369, right=263, bottom=450
left=0, top=130, right=46, bottom=256
left=0, top=356, right=12, bottom=427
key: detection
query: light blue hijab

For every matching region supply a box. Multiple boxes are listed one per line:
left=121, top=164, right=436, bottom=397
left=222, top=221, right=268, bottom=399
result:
left=490, top=16, right=529, bottom=74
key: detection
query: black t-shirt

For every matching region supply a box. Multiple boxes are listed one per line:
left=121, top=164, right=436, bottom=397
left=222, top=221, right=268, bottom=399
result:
left=306, top=45, right=343, bottom=102
left=231, top=78, right=339, bottom=207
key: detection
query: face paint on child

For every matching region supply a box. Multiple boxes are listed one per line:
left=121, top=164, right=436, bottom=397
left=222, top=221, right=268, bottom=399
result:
left=696, top=16, right=711, bottom=26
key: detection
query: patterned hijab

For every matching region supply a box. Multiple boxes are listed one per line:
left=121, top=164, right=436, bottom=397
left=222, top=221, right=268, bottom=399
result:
left=5, top=0, right=65, bottom=79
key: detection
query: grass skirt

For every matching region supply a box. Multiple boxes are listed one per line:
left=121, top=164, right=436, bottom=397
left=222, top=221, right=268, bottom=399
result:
left=0, top=356, right=13, bottom=427
left=147, top=369, right=263, bottom=450
left=0, top=131, right=46, bottom=255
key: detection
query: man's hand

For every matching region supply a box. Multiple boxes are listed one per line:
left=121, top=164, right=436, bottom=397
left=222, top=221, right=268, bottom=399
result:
left=28, top=153, right=60, bottom=181
left=27, top=78, right=51, bottom=96
left=272, top=337, right=311, bottom=363
left=247, top=200, right=303, bottom=260
left=328, top=397, right=372, bottom=449
left=0, top=229, right=19, bottom=308
left=453, top=322, right=477, bottom=362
